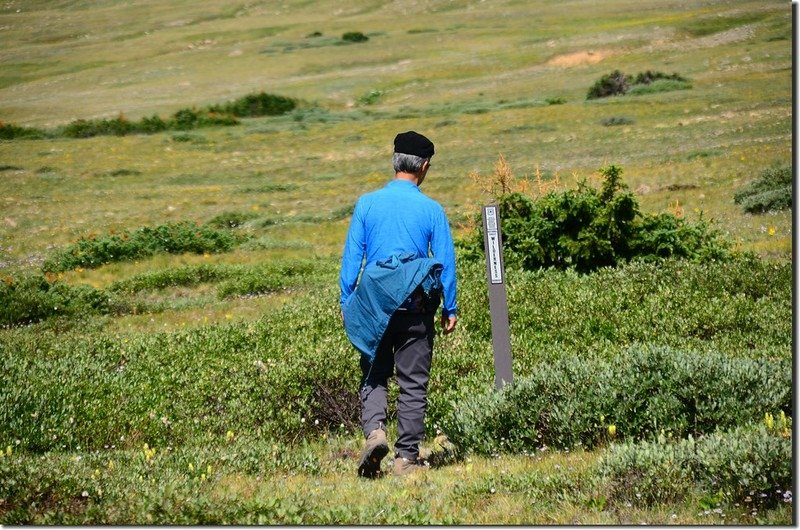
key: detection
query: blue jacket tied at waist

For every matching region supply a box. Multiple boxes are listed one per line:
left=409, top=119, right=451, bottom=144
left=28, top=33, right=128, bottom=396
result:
left=342, top=252, right=442, bottom=364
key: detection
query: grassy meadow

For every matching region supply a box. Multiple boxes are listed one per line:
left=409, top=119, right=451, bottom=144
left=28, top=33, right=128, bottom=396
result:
left=0, top=0, right=793, bottom=524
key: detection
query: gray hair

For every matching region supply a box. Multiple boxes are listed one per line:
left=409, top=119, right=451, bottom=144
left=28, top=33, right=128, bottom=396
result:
left=393, top=152, right=429, bottom=174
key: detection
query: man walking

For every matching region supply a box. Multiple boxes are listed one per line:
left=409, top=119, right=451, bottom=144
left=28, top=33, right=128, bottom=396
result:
left=340, top=131, right=458, bottom=478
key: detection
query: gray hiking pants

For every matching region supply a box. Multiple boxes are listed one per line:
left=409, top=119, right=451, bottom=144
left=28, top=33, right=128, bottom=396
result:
left=359, top=311, right=435, bottom=461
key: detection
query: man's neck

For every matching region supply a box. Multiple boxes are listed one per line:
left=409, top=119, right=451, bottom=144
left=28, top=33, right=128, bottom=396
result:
left=395, top=172, right=420, bottom=185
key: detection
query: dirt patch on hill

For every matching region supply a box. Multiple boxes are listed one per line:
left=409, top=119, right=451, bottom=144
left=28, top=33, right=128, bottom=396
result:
left=546, top=50, right=611, bottom=68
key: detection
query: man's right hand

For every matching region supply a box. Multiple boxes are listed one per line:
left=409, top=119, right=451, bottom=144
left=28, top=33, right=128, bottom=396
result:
left=441, top=314, right=457, bottom=335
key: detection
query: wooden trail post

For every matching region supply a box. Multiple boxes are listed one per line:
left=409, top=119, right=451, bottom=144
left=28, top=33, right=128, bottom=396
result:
left=481, top=205, right=513, bottom=390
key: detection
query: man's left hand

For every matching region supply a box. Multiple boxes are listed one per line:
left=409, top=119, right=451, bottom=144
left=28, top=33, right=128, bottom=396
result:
left=441, top=314, right=457, bottom=335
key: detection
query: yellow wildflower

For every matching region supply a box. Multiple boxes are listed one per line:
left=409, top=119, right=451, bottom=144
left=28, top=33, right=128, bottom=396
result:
left=5, top=445, right=11, bottom=457
left=608, top=425, right=617, bottom=437
left=226, top=430, right=234, bottom=442
left=765, top=412, right=775, bottom=431
left=188, top=463, right=194, bottom=472
left=768, top=226, right=776, bottom=236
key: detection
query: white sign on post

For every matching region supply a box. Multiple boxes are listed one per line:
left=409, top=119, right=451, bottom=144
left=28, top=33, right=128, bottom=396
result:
left=484, top=207, right=503, bottom=284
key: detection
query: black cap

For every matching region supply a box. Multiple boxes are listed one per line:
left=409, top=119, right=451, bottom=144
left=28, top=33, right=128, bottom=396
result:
left=393, top=131, right=434, bottom=158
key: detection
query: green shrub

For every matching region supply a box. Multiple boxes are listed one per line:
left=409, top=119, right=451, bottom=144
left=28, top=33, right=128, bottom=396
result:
left=588, top=70, right=690, bottom=99
left=107, top=264, right=239, bottom=294
left=460, top=164, right=732, bottom=272
left=632, top=70, right=688, bottom=85
left=169, top=108, right=239, bottom=130
left=442, top=345, right=790, bottom=455
left=59, top=110, right=238, bottom=138
left=734, top=165, right=792, bottom=214
left=587, top=70, right=629, bottom=99
left=601, top=423, right=792, bottom=507
left=138, top=114, right=169, bottom=133
left=61, top=115, right=136, bottom=138
left=0, top=122, right=46, bottom=140
left=0, top=274, right=126, bottom=326
left=341, top=31, right=369, bottom=43
left=42, top=221, right=246, bottom=273
left=207, top=92, right=296, bottom=117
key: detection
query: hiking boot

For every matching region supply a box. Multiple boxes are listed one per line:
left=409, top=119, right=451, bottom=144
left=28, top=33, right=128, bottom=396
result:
left=357, top=428, right=389, bottom=478
left=392, top=456, right=429, bottom=476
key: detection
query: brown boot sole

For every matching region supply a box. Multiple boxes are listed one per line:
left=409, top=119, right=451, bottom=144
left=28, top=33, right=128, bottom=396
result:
left=358, top=442, right=389, bottom=478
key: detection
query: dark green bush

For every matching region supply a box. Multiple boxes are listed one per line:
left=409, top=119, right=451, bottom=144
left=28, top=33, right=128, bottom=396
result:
left=587, top=70, right=629, bottom=99
left=138, top=114, right=169, bottom=133
left=342, top=31, right=369, bottom=43
left=0, top=122, right=46, bottom=140
left=442, top=345, right=790, bottom=455
left=0, top=274, right=126, bottom=326
left=2, top=91, right=297, bottom=142
left=42, top=221, right=246, bottom=273
left=632, top=70, right=688, bottom=85
left=208, top=92, right=297, bottom=117
left=733, top=165, right=792, bottom=214
left=460, top=164, right=732, bottom=272
left=169, top=108, right=239, bottom=130
left=601, top=423, right=792, bottom=507
left=61, top=115, right=136, bottom=138
left=60, top=110, right=238, bottom=138
left=588, top=70, right=690, bottom=99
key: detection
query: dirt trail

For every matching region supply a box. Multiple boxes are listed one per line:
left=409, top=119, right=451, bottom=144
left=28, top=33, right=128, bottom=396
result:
left=546, top=50, right=611, bottom=68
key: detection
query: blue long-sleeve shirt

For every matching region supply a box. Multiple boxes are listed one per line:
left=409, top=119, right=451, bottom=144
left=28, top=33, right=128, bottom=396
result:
left=339, top=179, right=457, bottom=317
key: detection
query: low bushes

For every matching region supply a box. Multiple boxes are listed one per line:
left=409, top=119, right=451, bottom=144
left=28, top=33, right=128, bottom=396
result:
left=0, top=122, right=47, bottom=140
left=42, top=221, right=246, bottom=273
left=207, top=92, right=296, bottom=117
left=0, top=253, right=789, bottom=453
left=341, top=31, right=369, bottom=43
left=60, top=110, right=239, bottom=139
left=0, top=274, right=126, bottom=327
left=0, top=260, right=331, bottom=327
left=441, top=345, right=790, bottom=455
left=734, top=165, right=792, bottom=214
left=601, top=422, right=792, bottom=507
left=587, top=70, right=689, bottom=99
left=2, top=91, right=296, bottom=141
